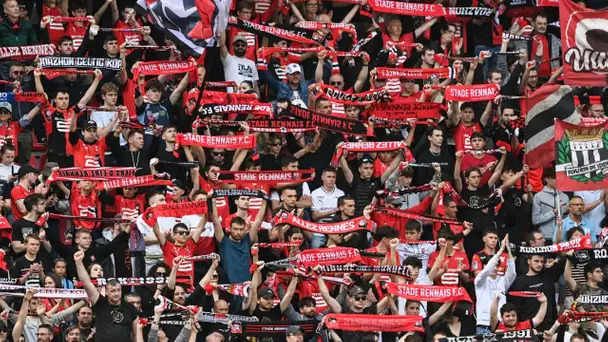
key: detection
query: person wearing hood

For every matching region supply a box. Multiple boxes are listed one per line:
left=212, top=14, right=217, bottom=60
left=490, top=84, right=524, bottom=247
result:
left=532, top=168, right=569, bottom=243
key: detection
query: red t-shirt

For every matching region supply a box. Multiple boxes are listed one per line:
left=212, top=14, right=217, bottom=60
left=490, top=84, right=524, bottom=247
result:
left=381, top=31, right=415, bottom=57
left=471, top=250, right=508, bottom=276
left=427, top=250, right=470, bottom=286
left=115, top=19, right=143, bottom=47
left=10, top=184, right=33, bottom=220
left=391, top=92, right=424, bottom=103
left=452, top=121, right=482, bottom=152
left=71, top=137, right=107, bottom=168
left=65, top=21, right=89, bottom=50
left=496, top=319, right=532, bottom=333
left=70, top=187, right=100, bottom=230
left=115, top=194, right=145, bottom=221
left=298, top=279, right=330, bottom=313
left=244, top=183, right=269, bottom=219
left=0, top=122, right=21, bottom=155
left=372, top=149, right=414, bottom=178
left=161, top=240, right=196, bottom=287
left=200, top=177, right=229, bottom=218
left=461, top=153, right=497, bottom=186
left=44, top=5, right=64, bottom=45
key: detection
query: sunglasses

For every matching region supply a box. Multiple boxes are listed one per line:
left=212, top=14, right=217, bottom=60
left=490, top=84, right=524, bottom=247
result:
left=353, top=296, right=367, bottom=301
left=211, top=151, right=225, bottom=156
left=175, top=231, right=189, bottom=236
left=267, top=142, right=281, bottom=147
left=12, top=71, right=24, bottom=75
left=330, top=81, right=343, bottom=86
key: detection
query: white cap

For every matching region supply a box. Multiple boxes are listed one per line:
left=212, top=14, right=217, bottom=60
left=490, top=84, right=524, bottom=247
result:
left=285, top=63, right=302, bottom=75
left=0, top=102, right=12, bottom=113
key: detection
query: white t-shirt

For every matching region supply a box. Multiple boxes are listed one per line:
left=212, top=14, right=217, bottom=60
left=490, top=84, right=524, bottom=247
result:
left=136, top=215, right=179, bottom=258
left=222, top=54, right=259, bottom=92
left=0, top=163, right=18, bottom=183
left=311, top=186, right=345, bottom=223
left=181, top=214, right=216, bottom=237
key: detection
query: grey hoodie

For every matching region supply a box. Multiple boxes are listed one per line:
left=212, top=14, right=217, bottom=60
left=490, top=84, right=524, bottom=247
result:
left=532, top=186, right=569, bottom=240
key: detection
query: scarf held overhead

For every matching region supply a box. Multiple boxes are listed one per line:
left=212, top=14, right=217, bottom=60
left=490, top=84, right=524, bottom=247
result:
left=516, top=234, right=592, bottom=254
left=199, top=103, right=272, bottom=116
left=175, top=134, right=256, bottom=149
left=0, top=92, right=46, bottom=102
left=228, top=17, right=325, bottom=46
left=318, top=264, right=411, bottom=277
left=96, top=175, right=173, bottom=190
left=296, top=247, right=362, bottom=267
left=0, top=44, right=55, bottom=60
left=37, top=57, right=123, bottom=71
left=212, top=188, right=269, bottom=200
left=274, top=213, right=372, bottom=235
left=206, top=119, right=316, bottom=133
left=143, top=200, right=208, bottom=226
left=330, top=141, right=407, bottom=167
left=367, top=102, right=442, bottom=120
left=367, top=0, right=445, bottom=17
left=444, top=84, right=500, bottom=102
left=48, top=167, right=137, bottom=183
left=286, top=105, right=369, bottom=136
left=314, top=84, right=387, bottom=105
left=133, top=60, right=197, bottom=80
left=216, top=169, right=315, bottom=185
left=324, top=314, right=424, bottom=332
left=438, top=329, right=537, bottom=342
left=376, top=67, right=455, bottom=80
left=384, top=282, right=473, bottom=302
left=0, top=285, right=88, bottom=299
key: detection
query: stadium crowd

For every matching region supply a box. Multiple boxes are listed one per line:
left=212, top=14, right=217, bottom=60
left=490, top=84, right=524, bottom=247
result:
left=0, top=0, right=606, bottom=341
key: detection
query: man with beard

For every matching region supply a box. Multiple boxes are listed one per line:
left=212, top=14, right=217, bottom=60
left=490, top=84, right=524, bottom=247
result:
left=76, top=305, right=94, bottom=339
left=491, top=295, right=547, bottom=332
left=529, top=12, right=561, bottom=78
left=219, top=32, right=259, bottom=95
left=74, top=250, right=139, bottom=342
left=248, top=262, right=299, bottom=322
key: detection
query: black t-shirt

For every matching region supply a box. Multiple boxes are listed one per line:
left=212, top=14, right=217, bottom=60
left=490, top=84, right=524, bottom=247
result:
left=339, top=303, right=378, bottom=342
left=92, top=296, right=138, bottom=342
left=413, top=148, right=455, bottom=186
left=351, top=177, right=382, bottom=216
left=458, top=184, right=495, bottom=258
left=253, top=304, right=283, bottom=322
left=10, top=254, right=44, bottom=287
left=10, top=219, right=42, bottom=260
left=155, top=143, right=187, bottom=182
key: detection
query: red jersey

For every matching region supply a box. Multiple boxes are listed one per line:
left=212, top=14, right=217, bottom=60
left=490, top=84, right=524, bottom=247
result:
left=381, top=31, right=415, bottom=58
left=10, top=184, right=33, bottom=220
left=461, top=153, right=497, bottom=186
left=70, top=187, right=100, bottom=230
left=427, top=250, right=470, bottom=286
left=471, top=250, right=508, bottom=276
left=244, top=183, right=269, bottom=219
left=200, top=177, right=229, bottom=218
left=41, top=103, right=76, bottom=156
left=372, top=149, right=414, bottom=178
left=253, top=0, right=279, bottom=22
left=432, top=221, right=463, bottom=250
left=115, top=19, right=143, bottom=47
left=65, top=21, right=89, bottom=50
left=452, top=121, right=482, bottom=152
left=496, top=319, right=532, bottom=333
left=115, top=194, right=145, bottom=221
left=0, top=121, right=21, bottom=155
left=43, top=5, right=64, bottom=45
left=391, top=92, right=424, bottom=103
left=70, top=137, right=107, bottom=168
left=298, top=279, right=330, bottom=313
left=370, top=196, right=433, bottom=238
left=122, top=79, right=138, bottom=121
left=161, top=240, right=196, bottom=287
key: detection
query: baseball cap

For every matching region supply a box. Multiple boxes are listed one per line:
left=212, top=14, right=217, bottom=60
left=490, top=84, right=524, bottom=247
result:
left=285, top=325, right=304, bottom=336
left=232, top=34, right=247, bottom=45
left=258, top=287, right=276, bottom=299
left=0, top=102, right=12, bottom=113
left=348, top=286, right=366, bottom=297
left=18, top=164, right=40, bottom=179
left=285, top=63, right=302, bottom=75
left=83, top=120, right=98, bottom=130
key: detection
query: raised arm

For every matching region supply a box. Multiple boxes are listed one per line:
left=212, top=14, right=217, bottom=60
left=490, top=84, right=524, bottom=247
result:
left=532, top=294, right=548, bottom=328
left=428, top=242, right=447, bottom=282
left=219, top=31, right=229, bottom=59
left=500, top=165, right=528, bottom=193
left=249, top=199, right=267, bottom=243
left=12, top=289, right=34, bottom=342
left=211, top=198, right=225, bottom=242
left=191, top=214, right=208, bottom=243
left=248, top=262, right=263, bottom=315
left=280, top=273, right=299, bottom=313
left=170, top=73, right=190, bottom=105
left=353, top=52, right=370, bottom=93
left=74, top=250, right=100, bottom=305
left=564, top=251, right=577, bottom=295
left=316, top=271, right=341, bottom=313
left=152, top=220, right=167, bottom=247
left=381, top=150, right=403, bottom=184
left=77, top=69, right=103, bottom=107
left=487, top=148, right=507, bottom=188
left=429, top=301, right=452, bottom=326
left=453, top=151, right=463, bottom=193
left=479, top=100, right=493, bottom=128
left=338, top=149, right=354, bottom=185
left=414, top=17, right=438, bottom=38
left=490, top=295, right=500, bottom=330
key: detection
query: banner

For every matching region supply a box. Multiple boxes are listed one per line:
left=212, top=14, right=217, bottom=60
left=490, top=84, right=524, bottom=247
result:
left=296, top=247, right=361, bottom=267
left=0, top=44, right=55, bottom=60
left=0, top=285, right=88, bottom=299
left=560, top=0, right=608, bottom=86
left=211, top=188, right=269, bottom=200
left=48, top=167, right=136, bottom=183
left=384, top=282, right=473, bottom=303
left=324, top=314, right=424, bottom=332
left=96, top=175, right=173, bottom=190
left=367, top=0, right=445, bottom=17
left=314, top=84, right=387, bottom=105
left=286, top=105, right=369, bottom=136
left=175, top=134, right=256, bottom=149
left=216, top=169, right=315, bottom=184
left=571, top=248, right=608, bottom=264
left=367, top=102, right=441, bottom=120
left=376, top=67, right=455, bottom=80
left=274, top=213, right=372, bottom=235
left=517, top=234, right=592, bottom=254
left=444, top=84, right=500, bottom=102
left=438, top=329, right=538, bottom=342
left=37, top=57, right=123, bottom=71
left=228, top=16, right=325, bottom=46
left=555, top=119, right=608, bottom=191
left=198, top=103, right=272, bottom=116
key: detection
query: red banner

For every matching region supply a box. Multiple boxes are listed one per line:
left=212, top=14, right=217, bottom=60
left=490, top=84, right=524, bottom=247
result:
left=296, top=247, right=361, bottom=267
left=560, top=0, right=608, bottom=86
left=367, top=0, right=445, bottom=17
left=274, top=213, right=372, bottom=235
left=367, top=102, right=441, bottom=120
left=384, top=282, right=473, bottom=303
left=555, top=119, right=608, bottom=191
left=444, top=84, right=500, bottom=102
left=376, top=67, right=454, bottom=80
left=175, top=134, right=256, bottom=149
left=142, top=200, right=208, bottom=226
left=324, top=314, right=424, bottom=332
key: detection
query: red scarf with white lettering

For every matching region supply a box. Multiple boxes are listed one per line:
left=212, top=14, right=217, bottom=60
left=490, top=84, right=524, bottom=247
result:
left=228, top=16, right=325, bottom=46
left=258, top=46, right=323, bottom=59
left=376, top=67, right=455, bottom=80
left=274, top=213, right=372, bottom=235
left=444, top=84, right=500, bottom=102
left=174, top=133, right=256, bottom=150
left=296, top=247, right=362, bottom=268
left=132, top=60, right=197, bottom=81
left=215, top=169, right=315, bottom=185
left=367, top=102, right=442, bottom=121
left=330, top=141, right=407, bottom=167
left=0, top=44, right=55, bottom=60
left=516, top=234, right=592, bottom=254
left=205, top=81, right=238, bottom=89
left=258, top=242, right=302, bottom=248
left=384, top=282, right=473, bottom=302
left=142, top=200, right=208, bottom=226
left=48, top=16, right=89, bottom=23
left=558, top=311, right=608, bottom=324
left=367, top=0, right=444, bottom=16
left=286, top=105, right=370, bottom=136
left=324, top=313, right=424, bottom=332
left=314, top=84, right=387, bottom=105
left=11, top=92, right=46, bottom=102
left=205, top=119, right=316, bottom=133
left=96, top=175, right=173, bottom=191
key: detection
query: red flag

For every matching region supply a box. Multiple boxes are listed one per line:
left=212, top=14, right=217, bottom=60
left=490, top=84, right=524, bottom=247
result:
left=560, top=0, right=608, bottom=86
left=555, top=119, right=608, bottom=191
